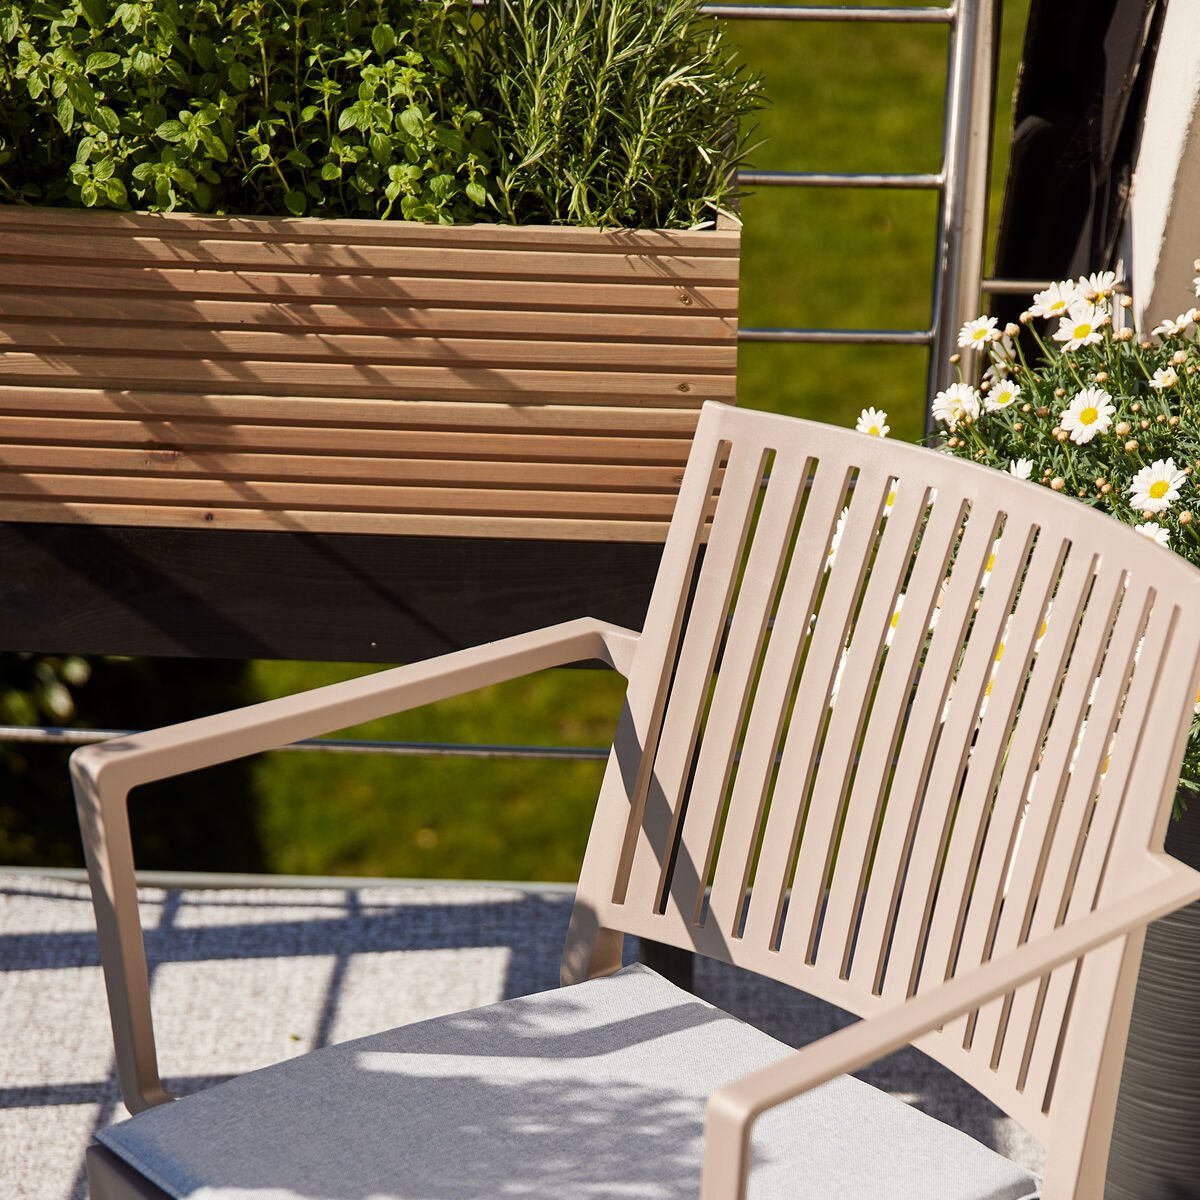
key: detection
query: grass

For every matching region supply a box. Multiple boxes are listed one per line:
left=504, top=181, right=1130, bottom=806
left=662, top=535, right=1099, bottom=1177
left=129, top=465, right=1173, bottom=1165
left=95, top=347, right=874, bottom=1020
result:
left=250, top=0, right=1034, bottom=883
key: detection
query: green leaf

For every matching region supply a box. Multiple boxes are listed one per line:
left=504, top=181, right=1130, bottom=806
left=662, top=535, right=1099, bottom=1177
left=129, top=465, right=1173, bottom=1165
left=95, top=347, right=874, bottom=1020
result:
left=130, top=48, right=157, bottom=77
left=75, top=136, right=96, bottom=164
left=171, top=166, right=198, bottom=190
left=466, top=181, right=487, bottom=206
left=92, top=155, right=115, bottom=182
left=192, top=36, right=217, bottom=72
left=319, top=162, right=341, bottom=181
left=368, top=131, right=392, bottom=163
left=283, top=189, right=307, bottom=215
left=79, top=180, right=97, bottom=206
left=371, top=24, right=396, bottom=56
left=55, top=94, right=74, bottom=134
left=131, top=161, right=156, bottom=182
left=399, top=107, right=424, bottom=140
left=155, top=120, right=187, bottom=143
left=104, top=176, right=128, bottom=206
left=1, top=9, right=19, bottom=42
left=227, top=61, right=251, bottom=92
left=93, top=106, right=120, bottom=134
left=84, top=51, right=120, bottom=74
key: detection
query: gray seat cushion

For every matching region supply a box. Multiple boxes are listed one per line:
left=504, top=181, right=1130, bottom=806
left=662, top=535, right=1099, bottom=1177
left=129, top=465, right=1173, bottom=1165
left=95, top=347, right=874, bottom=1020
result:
left=98, top=963, right=1039, bottom=1200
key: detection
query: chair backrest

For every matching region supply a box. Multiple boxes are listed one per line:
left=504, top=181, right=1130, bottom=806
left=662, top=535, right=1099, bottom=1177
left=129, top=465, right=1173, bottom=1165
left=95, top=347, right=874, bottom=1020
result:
left=566, top=401, right=1200, bottom=1192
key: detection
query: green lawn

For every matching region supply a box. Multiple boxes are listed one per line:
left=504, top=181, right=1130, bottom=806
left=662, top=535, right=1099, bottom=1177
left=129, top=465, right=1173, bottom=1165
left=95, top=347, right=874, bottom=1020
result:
left=249, top=1, right=1034, bottom=883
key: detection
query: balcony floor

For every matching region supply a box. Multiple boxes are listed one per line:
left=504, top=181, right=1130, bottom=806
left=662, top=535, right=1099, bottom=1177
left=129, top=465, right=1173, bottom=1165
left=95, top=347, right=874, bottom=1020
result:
left=1, top=870, right=1044, bottom=1199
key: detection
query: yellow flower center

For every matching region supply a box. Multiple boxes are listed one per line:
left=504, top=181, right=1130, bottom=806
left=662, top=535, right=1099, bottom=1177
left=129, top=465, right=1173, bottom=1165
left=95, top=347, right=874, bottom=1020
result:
left=973, top=329, right=989, bottom=342
left=891, top=610, right=902, bottom=630
left=1149, top=480, right=1170, bottom=499
left=868, top=425, right=880, bottom=435
left=1073, top=322, right=1092, bottom=339
left=1050, top=301, right=1066, bottom=313
left=1079, top=406, right=1098, bottom=425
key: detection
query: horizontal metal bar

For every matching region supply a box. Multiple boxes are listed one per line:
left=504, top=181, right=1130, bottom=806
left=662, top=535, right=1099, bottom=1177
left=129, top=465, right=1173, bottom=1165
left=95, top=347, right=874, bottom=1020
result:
left=982, top=277, right=1053, bottom=295
left=0, top=864, right=580, bottom=892
left=0, top=725, right=608, bottom=762
left=699, top=5, right=954, bottom=23
left=739, top=326, right=935, bottom=345
left=738, top=169, right=943, bottom=189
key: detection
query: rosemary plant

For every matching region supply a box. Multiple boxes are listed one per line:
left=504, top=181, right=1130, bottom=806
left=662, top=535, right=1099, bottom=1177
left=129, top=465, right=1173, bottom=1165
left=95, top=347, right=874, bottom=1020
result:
left=467, top=0, right=764, bottom=227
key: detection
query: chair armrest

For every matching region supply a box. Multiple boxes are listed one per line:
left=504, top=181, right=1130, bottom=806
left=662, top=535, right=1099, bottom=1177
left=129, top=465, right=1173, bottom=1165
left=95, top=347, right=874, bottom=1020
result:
left=71, top=616, right=639, bottom=1116
left=700, top=858, right=1200, bottom=1200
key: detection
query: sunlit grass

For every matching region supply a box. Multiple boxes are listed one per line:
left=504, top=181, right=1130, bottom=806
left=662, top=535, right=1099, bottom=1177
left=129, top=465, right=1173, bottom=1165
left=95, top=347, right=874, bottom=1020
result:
left=251, top=0, right=1033, bottom=882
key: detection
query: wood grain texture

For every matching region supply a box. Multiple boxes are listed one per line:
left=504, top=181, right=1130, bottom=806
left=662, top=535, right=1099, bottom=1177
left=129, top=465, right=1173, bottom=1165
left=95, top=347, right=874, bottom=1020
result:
left=0, top=205, right=739, bottom=540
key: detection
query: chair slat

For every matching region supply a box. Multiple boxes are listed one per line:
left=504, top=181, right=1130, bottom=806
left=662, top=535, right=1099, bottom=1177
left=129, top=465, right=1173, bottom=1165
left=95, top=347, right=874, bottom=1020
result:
left=705, top=458, right=853, bottom=940
left=669, top=449, right=812, bottom=925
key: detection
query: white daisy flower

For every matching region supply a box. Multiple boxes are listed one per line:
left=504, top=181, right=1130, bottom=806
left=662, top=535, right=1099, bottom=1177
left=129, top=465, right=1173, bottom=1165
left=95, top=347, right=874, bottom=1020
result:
left=1128, top=458, right=1187, bottom=513
left=986, top=379, right=1021, bottom=411
left=1053, top=301, right=1108, bottom=352
left=1193, top=275, right=1200, bottom=298
left=1150, top=366, right=1179, bottom=390
left=881, top=485, right=898, bottom=519
left=1008, top=458, right=1033, bottom=480
left=1152, top=311, right=1196, bottom=338
left=884, top=593, right=905, bottom=647
left=1029, top=280, right=1082, bottom=320
left=931, top=382, right=980, bottom=430
left=1059, top=386, right=1115, bottom=444
left=1134, top=521, right=1170, bottom=548
left=958, top=316, right=999, bottom=350
left=856, top=407, right=889, bottom=437
left=1078, top=269, right=1120, bottom=299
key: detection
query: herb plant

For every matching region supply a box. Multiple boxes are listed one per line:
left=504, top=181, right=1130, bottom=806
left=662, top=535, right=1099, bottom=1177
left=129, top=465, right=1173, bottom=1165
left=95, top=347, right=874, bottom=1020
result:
left=467, top=0, right=763, bottom=227
left=0, top=0, right=762, bottom=227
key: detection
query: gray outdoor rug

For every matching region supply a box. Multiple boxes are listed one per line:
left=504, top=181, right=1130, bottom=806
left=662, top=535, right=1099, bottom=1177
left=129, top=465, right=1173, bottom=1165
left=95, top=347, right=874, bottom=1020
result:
left=0, top=872, right=1044, bottom=1200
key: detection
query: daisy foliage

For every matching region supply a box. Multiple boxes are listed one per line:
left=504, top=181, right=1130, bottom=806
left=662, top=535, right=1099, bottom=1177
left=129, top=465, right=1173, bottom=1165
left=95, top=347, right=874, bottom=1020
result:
left=930, top=263, right=1200, bottom=805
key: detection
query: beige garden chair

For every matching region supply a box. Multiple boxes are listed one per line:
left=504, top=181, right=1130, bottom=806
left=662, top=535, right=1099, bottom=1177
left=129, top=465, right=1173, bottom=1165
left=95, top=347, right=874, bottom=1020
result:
left=74, top=401, right=1200, bottom=1199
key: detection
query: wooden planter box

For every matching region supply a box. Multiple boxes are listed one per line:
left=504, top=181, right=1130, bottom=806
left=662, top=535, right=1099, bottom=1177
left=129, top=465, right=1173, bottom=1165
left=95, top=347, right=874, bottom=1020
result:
left=0, top=206, right=738, bottom=660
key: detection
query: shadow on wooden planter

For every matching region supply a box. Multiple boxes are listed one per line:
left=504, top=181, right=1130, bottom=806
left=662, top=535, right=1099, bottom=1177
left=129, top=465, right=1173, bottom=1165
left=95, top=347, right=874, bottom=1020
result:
left=0, top=206, right=739, bottom=662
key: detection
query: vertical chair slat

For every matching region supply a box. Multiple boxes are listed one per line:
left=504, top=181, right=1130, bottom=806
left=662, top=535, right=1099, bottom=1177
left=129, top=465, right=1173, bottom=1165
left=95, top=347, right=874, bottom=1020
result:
left=788, top=478, right=930, bottom=974
left=967, top=557, right=1125, bottom=1061
left=705, top=457, right=854, bottom=939
left=876, top=504, right=1007, bottom=1001
left=931, top=530, right=1071, bottom=1045
left=844, top=494, right=969, bottom=996
left=625, top=440, right=770, bottom=912
left=669, top=449, right=812, bottom=926
left=738, top=466, right=892, bottom=955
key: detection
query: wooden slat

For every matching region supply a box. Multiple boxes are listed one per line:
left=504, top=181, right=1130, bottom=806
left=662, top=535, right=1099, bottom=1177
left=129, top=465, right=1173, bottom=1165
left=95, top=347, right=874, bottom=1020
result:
left=0, top=205, right=741, bottom=255
left=0, top=324, right=736, bottom=372
left=0, top=205, right=738, bottom=539
left=0, top=231, right=739, bottom=283
left=0, top=264, right=738, bottom=316
left=0, top=499, right=673, bottom=542
left=0, top=390, right=703, bottom=433
left=0, top=446, right=686, bottom=491
left=0, top=416, right=693, bottom=465
left=0, top=355, right=732, bottom=403
left=0, top=293, right=737, bottom=341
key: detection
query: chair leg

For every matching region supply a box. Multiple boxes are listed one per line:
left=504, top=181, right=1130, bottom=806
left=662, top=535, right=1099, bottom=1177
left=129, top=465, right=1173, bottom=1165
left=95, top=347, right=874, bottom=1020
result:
left=86, top=1143, right=172, bottom=1200
left=639, top=938, right=694, bottom=991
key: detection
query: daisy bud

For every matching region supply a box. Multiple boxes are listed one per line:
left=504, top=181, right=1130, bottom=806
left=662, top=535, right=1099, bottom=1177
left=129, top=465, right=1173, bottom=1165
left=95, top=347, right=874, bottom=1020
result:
left=1005, top=323, right=1020, bottom=338
left=980, top=379, right=991, bottom=391
left=1114, top=328, right=1134, bottom=342
left=949, top=353, right=961, bottom=364
left=1141, top=341, right=1154, bottom=350
left=1120, top=295, right=1133, bottom=307
left=1050, top=477, right=1066, bottom=491
left=1056, top=430, right=1070, bottom=442
left=1190, top=366, right=1197, bottom=376
left=1182, top=511, right=1194, bottom=525
left=1095, top=477, right=1106, bottom=487
left=1131, top=402, right=1142, bottom=413
left=1020, top=311, right=1033, bottom=324
left=1143, top=510, right=1155, bottom=520
left=1051, top=426, right=1062, bottom=436
left=1077, top=489, right=1088, bottom=497
left=1036, top=407, right=1050, bottom=417
left=1100, top=483, right=1112, bottom=494
left=1095, top=371, right=1108, bottom=382
left=975, top=449, right=985, bottom=459
left=1156, top=414, right=1167, bottom=423
left=1125, top=439, right=1139, bottom=452
left=1194, top=259, right=1200, bottom=271
left=1054, top=388, right=1066, bottom=398
left=1140, top=419, right=1151, bottom=430
left=1185, top=466, right=1193, bottom=475
left=1115, top=422, right=1131, bottom=435
left=1171, top=416, right=1181, bottom=426
left=1012, top=422, right=1023, bottom=432
left=1021, top=403, right=1032, bottom=413
left=1173, top=350, right=1189, bottom=365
